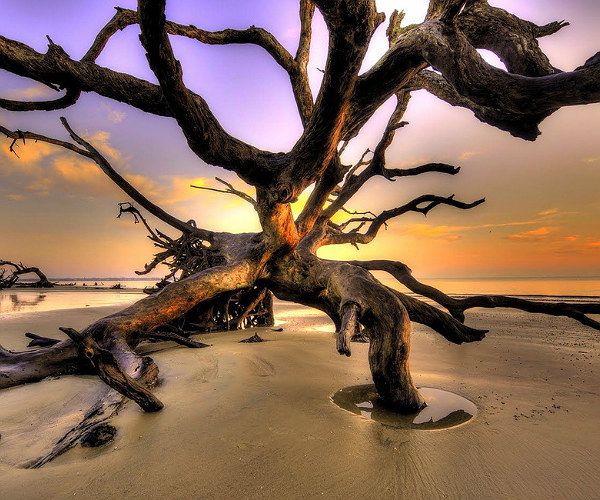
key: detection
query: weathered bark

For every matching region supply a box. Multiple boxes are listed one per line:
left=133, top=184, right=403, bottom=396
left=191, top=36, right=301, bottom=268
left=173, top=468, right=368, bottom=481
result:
left=266, top=254, right=425, bottom=411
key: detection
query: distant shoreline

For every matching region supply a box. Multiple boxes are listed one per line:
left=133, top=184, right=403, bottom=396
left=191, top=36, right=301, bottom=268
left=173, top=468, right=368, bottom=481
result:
left=3, top=286, right=600, bottom=302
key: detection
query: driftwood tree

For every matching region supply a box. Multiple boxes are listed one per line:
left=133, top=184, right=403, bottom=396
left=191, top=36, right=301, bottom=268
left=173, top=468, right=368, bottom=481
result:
left=2, top=0, right=600, bottom=417
left=0, top=260, right=54, bottom=289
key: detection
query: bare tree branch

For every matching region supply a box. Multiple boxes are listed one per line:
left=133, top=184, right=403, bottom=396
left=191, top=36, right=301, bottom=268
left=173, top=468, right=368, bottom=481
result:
left=0, top=119, right=212, bottom=240
left=352, top=259, right=600, bottom=331
left=191, top=177, right=257, bottom=208
left=324, top=194, right=485, bottom=246
left=458, top=0, right=569, bottom=76
left=0, top=260, right=54, bottom=288
left=346, top=11, right=600, bottom=141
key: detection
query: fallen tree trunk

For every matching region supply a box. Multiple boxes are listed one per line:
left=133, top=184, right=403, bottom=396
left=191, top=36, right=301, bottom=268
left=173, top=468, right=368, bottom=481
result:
left=0, top=260, right=54, bottom=289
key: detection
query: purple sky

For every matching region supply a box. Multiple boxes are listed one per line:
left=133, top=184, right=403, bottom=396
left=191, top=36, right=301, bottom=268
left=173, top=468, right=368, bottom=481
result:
left=1, top=1, right=599, bottom=278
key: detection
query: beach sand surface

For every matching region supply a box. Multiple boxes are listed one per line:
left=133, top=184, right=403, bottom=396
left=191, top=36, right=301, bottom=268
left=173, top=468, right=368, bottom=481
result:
left=0, top=300, right=599, bottom=500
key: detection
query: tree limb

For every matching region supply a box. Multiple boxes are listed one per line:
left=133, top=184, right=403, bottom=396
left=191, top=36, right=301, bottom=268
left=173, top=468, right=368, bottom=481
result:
left=191, top=177, right=256, bottom=208
left=0, top=118, right=213, bottom=240
left=324, top=194, right=485, bottom=246
left=351, top=259, right=600, bottom=331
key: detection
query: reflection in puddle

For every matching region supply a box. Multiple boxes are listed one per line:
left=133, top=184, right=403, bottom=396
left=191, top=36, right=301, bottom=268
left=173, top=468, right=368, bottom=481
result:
left=332, top=385, right=477, bottom=430
left=8, top=293, right=47, bottom=310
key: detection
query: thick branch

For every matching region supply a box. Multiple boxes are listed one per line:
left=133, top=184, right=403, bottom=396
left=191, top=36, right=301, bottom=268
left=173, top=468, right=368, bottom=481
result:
left=285, top=1, right=380, bottom=195
left=0, top=86, right=80, bottom=112
left=459, top=0, right=568, bottom=77
left=347, top=15, right=600, bottom=140
left=337, top=301, right=359, bottom=357
left=137, top=1, right=280, bottom=185
left=293, top=0, right=316, bottom=124
left=352, top=259, right=600, bottom=331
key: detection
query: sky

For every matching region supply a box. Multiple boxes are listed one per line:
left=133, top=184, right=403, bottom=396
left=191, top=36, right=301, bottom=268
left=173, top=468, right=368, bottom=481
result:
left=0, top=0, right=599, bottom=279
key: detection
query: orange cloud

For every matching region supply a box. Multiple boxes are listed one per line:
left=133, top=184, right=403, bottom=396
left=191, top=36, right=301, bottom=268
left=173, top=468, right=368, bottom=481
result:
left=54, top=156, right=101, bottom=185
left=83, top=131, right=123, bottom=163
left=27, top=177, right=54, bottom=194
left=508, top=226, right=558, bottom=241
left=458, top=150, right=481, bottom=161
left=0, top=140, right=54, bottom=172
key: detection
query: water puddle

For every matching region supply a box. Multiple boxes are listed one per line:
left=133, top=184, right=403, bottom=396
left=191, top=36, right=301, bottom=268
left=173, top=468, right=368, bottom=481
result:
left=332, top=385, right=477, bottom=430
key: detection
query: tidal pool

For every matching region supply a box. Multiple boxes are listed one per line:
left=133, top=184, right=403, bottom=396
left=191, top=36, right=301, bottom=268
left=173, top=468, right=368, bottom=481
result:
left=332, top=385, right=477, bottom=430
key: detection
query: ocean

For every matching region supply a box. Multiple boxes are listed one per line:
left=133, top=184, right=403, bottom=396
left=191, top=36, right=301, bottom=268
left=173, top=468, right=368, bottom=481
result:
left=1, top=276, right=599, bottom=317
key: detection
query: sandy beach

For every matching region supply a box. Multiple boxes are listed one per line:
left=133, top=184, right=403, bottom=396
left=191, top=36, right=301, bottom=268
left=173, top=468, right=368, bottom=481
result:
left=1, top=297, right=599, bottom=500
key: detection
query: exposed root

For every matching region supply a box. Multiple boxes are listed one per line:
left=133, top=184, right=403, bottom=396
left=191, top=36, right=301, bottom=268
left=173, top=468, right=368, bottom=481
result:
left=140, top=331, right=211, bottom=348
left=25, top=354, right=158, bottom=468
left=25, top=332, right=61, bottom=348
left=351, top=259, right=600, bottom=331
left=240, top=333, right=265, bottom=343
left=337, top=302, right=359, bottom=357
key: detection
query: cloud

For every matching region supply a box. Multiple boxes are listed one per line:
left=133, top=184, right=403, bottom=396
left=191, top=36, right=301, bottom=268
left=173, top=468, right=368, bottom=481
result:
left=583, top=157, right=599, bottom=164
left=403, top=224, right=463, bottom=241
left=399, top=218, right=542, bottom=241
left=565, top=235, right=579, bottom=242
left=507, top=226, right=558, bottom=241
left=83, top=131, right=124, bottom=163
left=458, top=151, right=481, bottom=161
left=538, top=208, right=559, bottom=217
left=123, top=173, right=161, bottom=199
left=54, top=156, right=104, bottom=187
left=5, top=84, right=54, bottom=101
left=6, top=193, right=24, bottom=201
left=588, top=241, right=600, bottom=248
left=27, top=177, right=54, bottom=194
left=0, top=140, right=54, bottom=173
left=102, top=103, right=127, bottom=124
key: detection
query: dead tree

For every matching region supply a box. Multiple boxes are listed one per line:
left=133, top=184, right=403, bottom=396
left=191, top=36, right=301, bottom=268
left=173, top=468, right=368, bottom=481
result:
left=0, top=260, right=54, bottom=288
left=1, top=0, right=600, bottom=422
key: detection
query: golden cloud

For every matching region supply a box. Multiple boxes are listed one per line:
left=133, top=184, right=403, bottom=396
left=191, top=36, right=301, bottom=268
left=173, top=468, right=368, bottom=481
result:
left=0, top=140, right=54, bottom=173
left=507, top=226, right=558, bottom=241
left=82, top=131, right=123, bottom=163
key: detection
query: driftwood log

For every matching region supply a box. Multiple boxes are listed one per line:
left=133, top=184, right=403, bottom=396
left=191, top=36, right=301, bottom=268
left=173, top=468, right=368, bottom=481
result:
left=1, top=0, right=600, bottom=461
left=0, top=260, right=54, bottom=289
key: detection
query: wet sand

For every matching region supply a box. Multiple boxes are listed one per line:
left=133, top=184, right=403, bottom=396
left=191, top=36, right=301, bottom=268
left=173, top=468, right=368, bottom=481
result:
left=1, top=301, right=599, bottom=499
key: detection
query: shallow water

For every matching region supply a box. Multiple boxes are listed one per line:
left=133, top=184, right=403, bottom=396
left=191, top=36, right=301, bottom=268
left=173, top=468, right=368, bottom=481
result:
left=0, top=289, right=142, bottom=317
left=332, top=385, right=477, bottom=430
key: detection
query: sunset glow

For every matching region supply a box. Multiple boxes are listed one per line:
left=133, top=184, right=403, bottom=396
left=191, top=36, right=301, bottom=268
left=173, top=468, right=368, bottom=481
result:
left=1, top=0, right=599, bottom=278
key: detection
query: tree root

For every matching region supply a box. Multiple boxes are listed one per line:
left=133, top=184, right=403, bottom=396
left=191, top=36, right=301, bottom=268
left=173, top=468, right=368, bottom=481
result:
left=25, top=332, right=61, bottom=348
left=350, top=259, right=600, bottom=331
left=337, top=302, right=359, bottom=356
left=240, top=333, right=265, bottom=343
